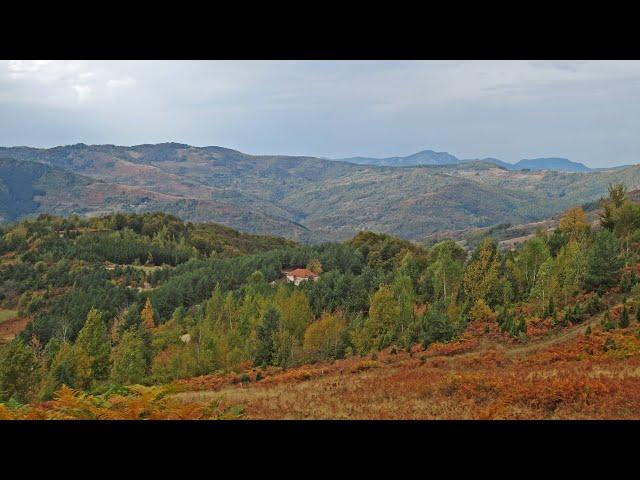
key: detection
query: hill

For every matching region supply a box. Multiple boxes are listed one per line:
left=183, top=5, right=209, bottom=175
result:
left=1, top=143, right=639, bottom=242
left=2, top=183, right=640, bottom=419
left=513, top=157, right=591, bottom=172
left=0, top=157, right=314, bottom=241
left=338, top=149, right=461, bottom=167
left=169, top=304, right=640, bottom=419
left=337, top=149, right=592, bottom=172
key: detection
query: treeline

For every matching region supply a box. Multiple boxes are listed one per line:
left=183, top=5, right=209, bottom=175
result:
left=2, top=185, right=640, bottom=405
left=0, top=212, right=295, bottom=267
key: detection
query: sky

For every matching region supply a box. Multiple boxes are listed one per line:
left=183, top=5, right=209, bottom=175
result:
left=1, top=60, right=639, bottom=168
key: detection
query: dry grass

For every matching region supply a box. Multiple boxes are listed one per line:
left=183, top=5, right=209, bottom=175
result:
left=173, top=324, right=640, bottom=419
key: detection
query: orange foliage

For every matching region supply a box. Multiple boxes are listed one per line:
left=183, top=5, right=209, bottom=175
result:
left=0, top=384, right=243, bottom=420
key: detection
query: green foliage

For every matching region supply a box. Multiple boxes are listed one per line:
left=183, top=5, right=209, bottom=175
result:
left=42, top=342, right=93, bottom=398
left=584, top=230, right=623, bottom=293
left=110, top=330, right=149, bottom=385
left=4, top=181, right=640, bottom=399
left=0, top=338, right=41, bottom=403
left=254, top=304, right=281, bottom=367
left=303, top=311, right=347, bottom=363
left=422, top=301, right=458, bottom=346
left=75, top=308, right=111, bottom=380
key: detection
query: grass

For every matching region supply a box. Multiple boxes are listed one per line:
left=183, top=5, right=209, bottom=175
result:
left=171, top=317, right=640, bottom=419
left=0, top=309, right=18, bottom=324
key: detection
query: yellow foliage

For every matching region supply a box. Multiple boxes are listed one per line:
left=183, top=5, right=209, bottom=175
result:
left=141, top=298, right=155, bottom=329
left=558, top=207, right=588, bottom=240
left=469, top=298, right=495, bottom=323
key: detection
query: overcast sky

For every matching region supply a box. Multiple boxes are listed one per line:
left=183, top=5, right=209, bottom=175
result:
left=1, top=60, right=639, bottom=168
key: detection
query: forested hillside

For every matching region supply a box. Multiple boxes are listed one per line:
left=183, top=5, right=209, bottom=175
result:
left=2, top=185, right=640, bottom=418
left=2, top=143, right=640, bottom=242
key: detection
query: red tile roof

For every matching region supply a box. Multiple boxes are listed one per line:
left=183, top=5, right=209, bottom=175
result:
left=287, top=268, right=318, bottom=278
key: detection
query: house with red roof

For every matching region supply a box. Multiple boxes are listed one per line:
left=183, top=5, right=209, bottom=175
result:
left=284, top=268, right=320, bottom=285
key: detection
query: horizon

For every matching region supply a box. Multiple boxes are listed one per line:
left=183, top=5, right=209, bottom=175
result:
left=2, top=60, right=640, bottom=168
left=0, top=141, right=628, bottom=169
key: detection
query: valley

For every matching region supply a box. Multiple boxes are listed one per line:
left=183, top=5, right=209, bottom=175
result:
left=2, top=143, right=640, bottom=243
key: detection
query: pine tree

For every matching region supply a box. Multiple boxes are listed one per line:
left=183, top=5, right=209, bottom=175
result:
left=110, top=330, right=148, bottom=385
left=75, top=308, right=111, bottom=380
left=255, top=304, right=281, bottom=367
left=0, top=338, right=41, bottom=403
left=43, top=341, right=93, bottom=397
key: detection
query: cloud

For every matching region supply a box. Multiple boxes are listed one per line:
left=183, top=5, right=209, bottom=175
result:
left=106, top=77, right=136, bottom=89
left=1, top=60, right=640, bottom=167
left=73, top=84, right=94, bottom=103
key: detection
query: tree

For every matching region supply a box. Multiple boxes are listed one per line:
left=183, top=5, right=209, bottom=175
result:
left=584, top=230, right=623, bottom=292
left=75, top=308, right=111, bottom=380
left=422, top=302, right=457, bottom=346
left=141, top=298, right=156, bottom=329
left=307, top=258, right=323, bottom=275
left=555, top=240, right=587, bottom=304
left=275, top=287, right=313, bottom=343
left=362, top=284, right=401, bottom=351
left=0, top=338, right=41, bottom=403
left=516, top=237, right=550, bottom=295
left=600, top=183, right=628, bottom=230
left=558, top=207, right=589, bottom=241
left=110, top=330, right=148, bottom=385
left=609, top=183, right=628, bottom=208
left=428, top=240, right=464, bottom=303
left=43, top=342, right=93, bottom=397
left=463, top=238, right=502, bottom=307
left=302, top=311, right=347, bottom=362
left=612, top=202, right=640, bottom=255
left=529, top=258, right=559, bottom=314
left=254, top=304, right=281, bottom=367
left=468, top=298, right=494, bottom=323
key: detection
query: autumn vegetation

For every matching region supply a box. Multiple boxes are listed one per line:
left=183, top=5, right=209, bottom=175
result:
left=2, top=185, right=640, bottom=419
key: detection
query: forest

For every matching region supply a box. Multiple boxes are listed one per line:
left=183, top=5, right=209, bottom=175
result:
left=1, top=185, right=640, bottom=419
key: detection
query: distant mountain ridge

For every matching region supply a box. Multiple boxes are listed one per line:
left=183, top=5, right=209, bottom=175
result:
left=336, top=150, right=593, bottom=172
left=340, top=150, right=460, bottom=167
left=3, top=143, right=640, bottom=242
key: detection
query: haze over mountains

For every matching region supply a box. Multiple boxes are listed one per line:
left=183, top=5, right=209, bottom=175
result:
left=1, top=142, right=639, bottom=242
left=336, top=150, right=593, bottom=172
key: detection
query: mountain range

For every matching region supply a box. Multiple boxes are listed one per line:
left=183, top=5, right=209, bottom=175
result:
left=1, top=143, right=639, bottom=242
left=336, top=150, right=593, bottom=172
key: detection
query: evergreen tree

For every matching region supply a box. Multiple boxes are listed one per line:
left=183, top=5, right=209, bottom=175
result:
left=110, top=330, right=148, bottom=385
left=255, top=304, right=281, bottom=367
left=75, top=308, right=111, bottom=380
left=43, top=341, right=93, bottom=397
left=584, top=230, right=623, bottom=293
left=0, top=338, right=41, bottom=403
